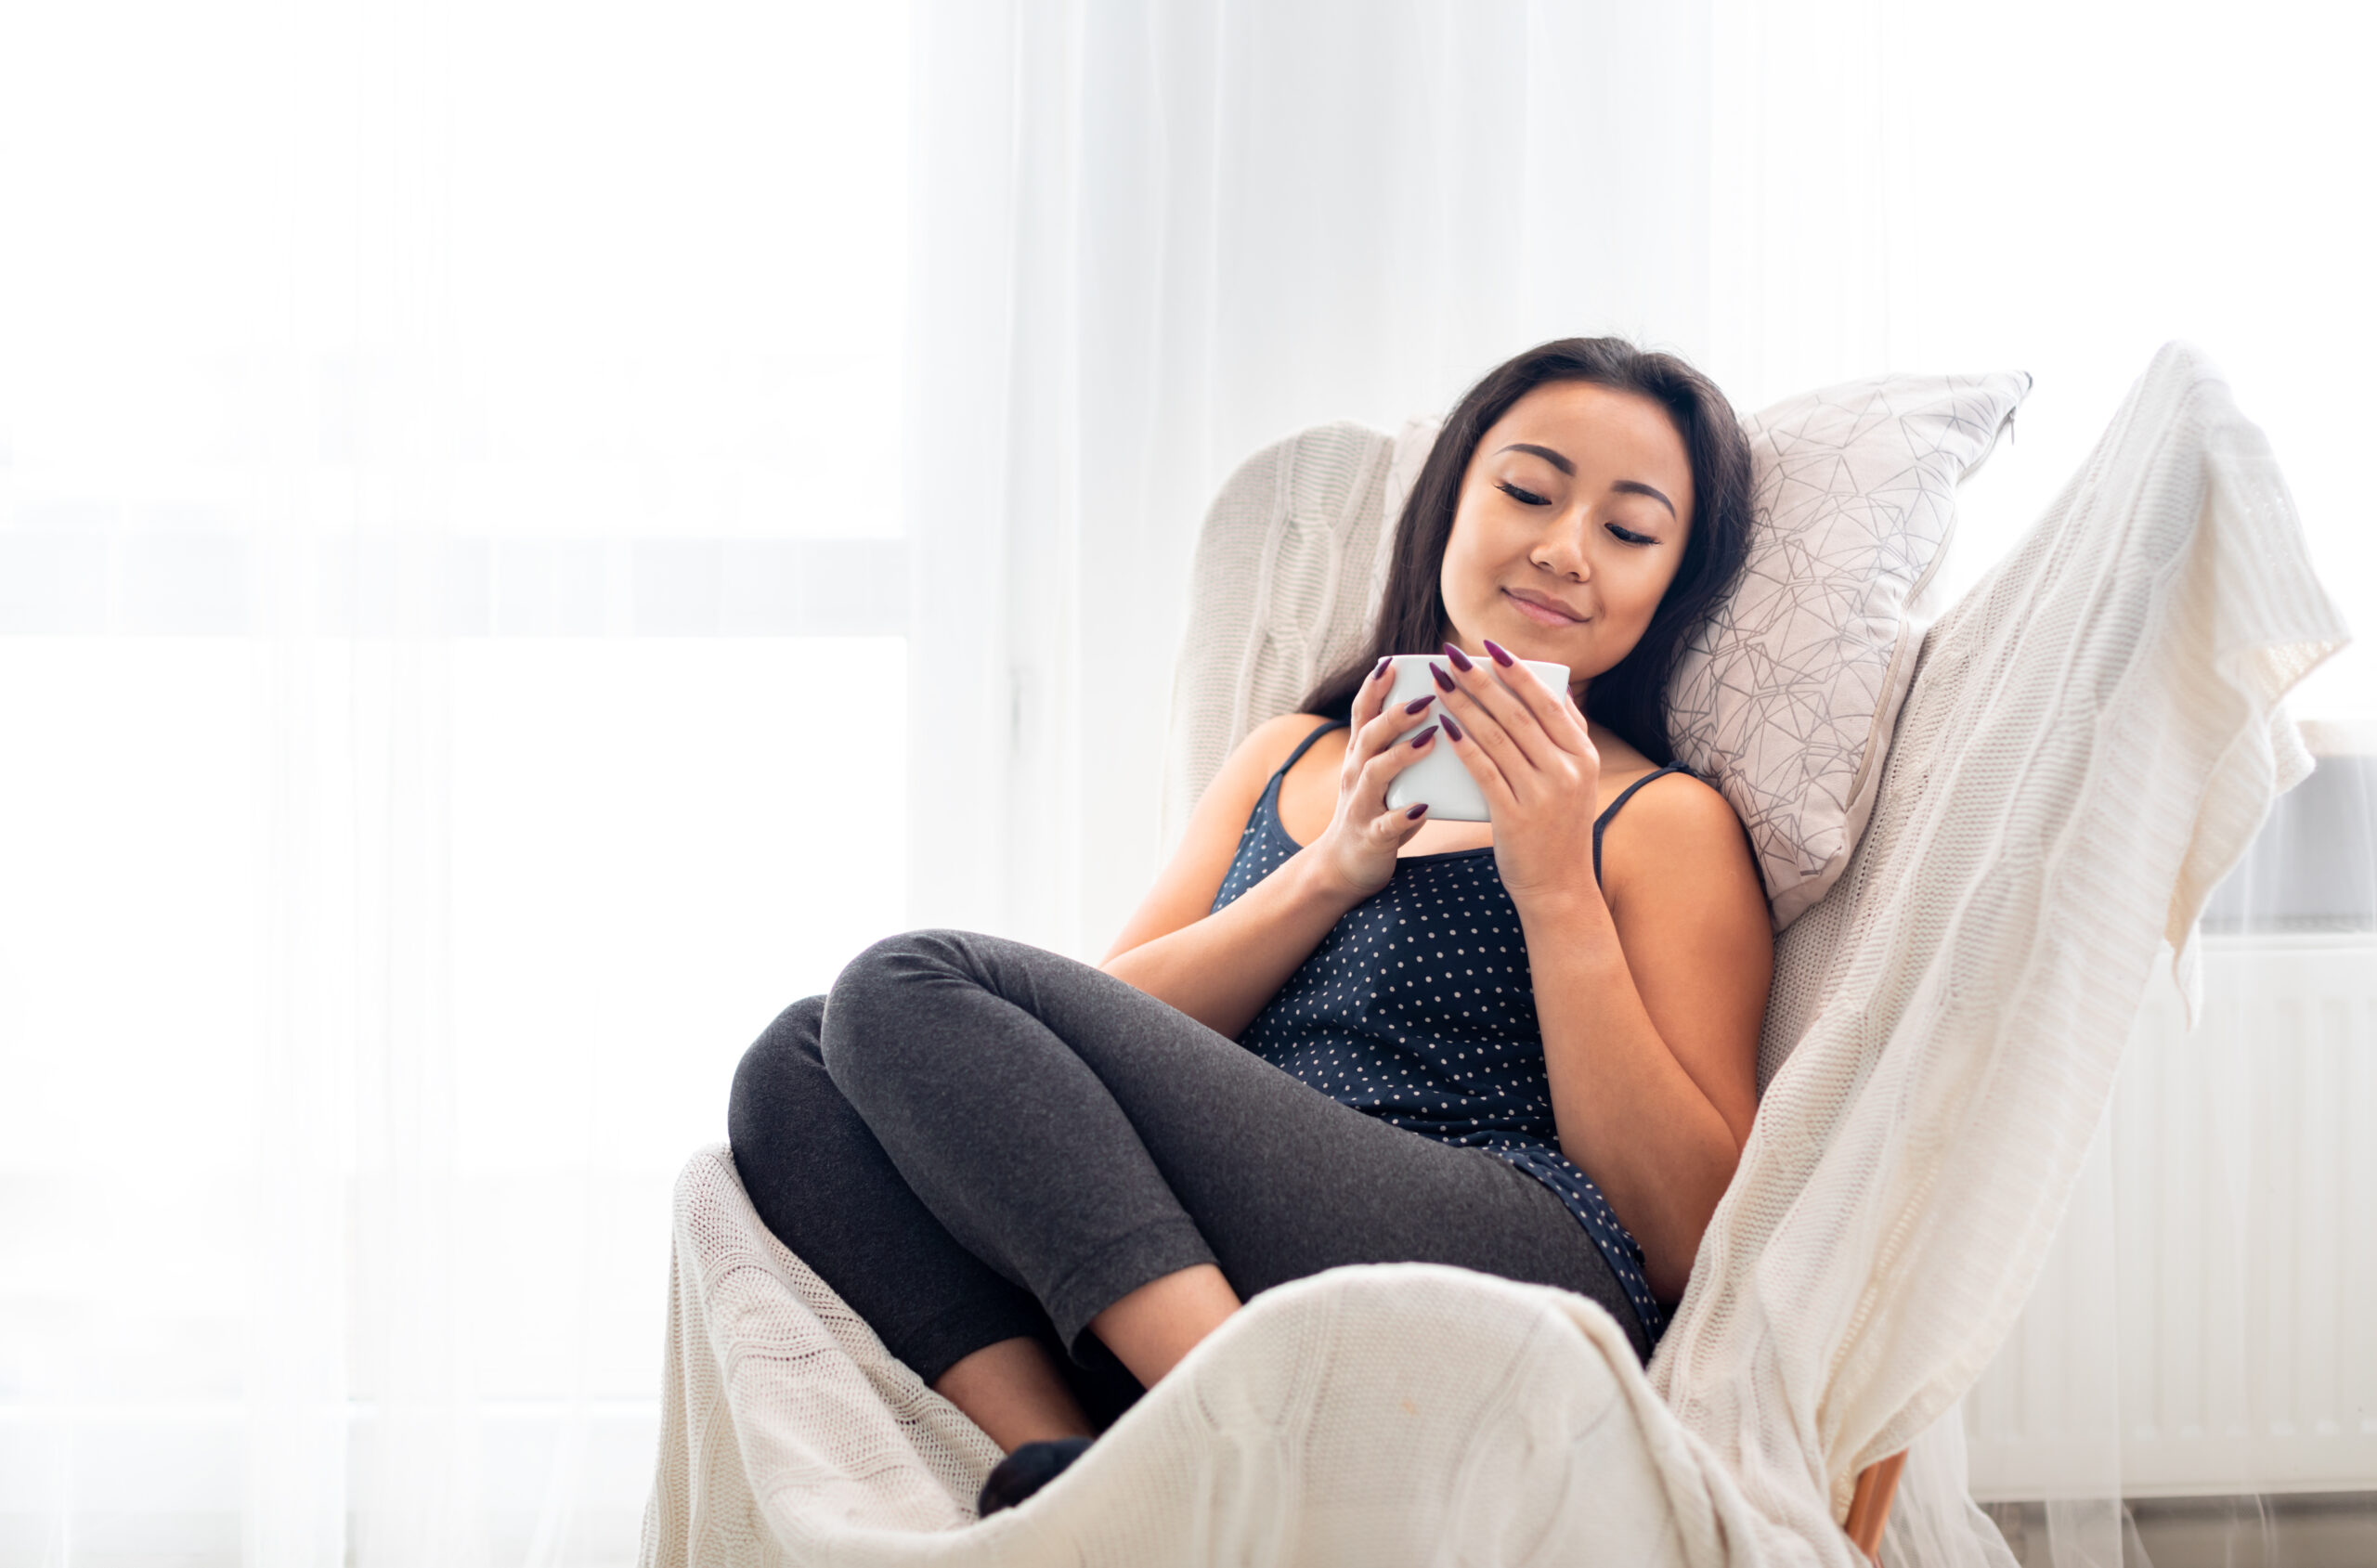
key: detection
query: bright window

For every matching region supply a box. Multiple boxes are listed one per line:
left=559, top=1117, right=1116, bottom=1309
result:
left=0, top=0, right=911, bottom=1555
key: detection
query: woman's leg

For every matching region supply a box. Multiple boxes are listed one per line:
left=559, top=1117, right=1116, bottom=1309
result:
left=822, top=929, right=1651, bottom=1377
left=726, top=995, right=1139, bottom=1445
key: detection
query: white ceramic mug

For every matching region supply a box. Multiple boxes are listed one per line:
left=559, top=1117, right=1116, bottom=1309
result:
left=1379, top=652, right=1572, bottom=823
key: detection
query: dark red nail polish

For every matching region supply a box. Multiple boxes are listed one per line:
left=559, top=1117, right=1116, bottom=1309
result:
left=1409, top=723, right=1439, bottom=749
left=1429, top=663, right=1454, bottom=692
left=1440, top=712, right=1464, bottom=742
left=1371, top=656, right=1392, bottom=681
left=1443, top=641, right=1474, bottom=672
left=1406, top=802, right=1428, bottom=819
left=1482, top=638, right=1515, bottom=667
left=1404, top=695, right=1434, bottom=715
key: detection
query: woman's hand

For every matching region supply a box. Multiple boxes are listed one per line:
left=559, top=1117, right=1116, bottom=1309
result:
left=1426, top=640, right=1604, bottom=908
left=1308, top=657, right=1443, bottom=901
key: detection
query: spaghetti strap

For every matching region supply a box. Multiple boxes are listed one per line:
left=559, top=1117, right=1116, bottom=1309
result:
left=1592, top=764, right=1690, bottom=887
left=1270, top=718, right=1349, bottom=783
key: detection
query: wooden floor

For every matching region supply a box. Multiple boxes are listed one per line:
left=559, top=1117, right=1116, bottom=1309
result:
left=1984, top=1493, right=2377, bottom=1568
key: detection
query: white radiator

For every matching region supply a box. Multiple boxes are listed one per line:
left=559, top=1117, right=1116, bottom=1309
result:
left=1964, top=933, right=2377, bottom=1498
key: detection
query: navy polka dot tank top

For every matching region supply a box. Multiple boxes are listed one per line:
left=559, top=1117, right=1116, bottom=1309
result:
left=1209, top=719, right=1686, bottom=1341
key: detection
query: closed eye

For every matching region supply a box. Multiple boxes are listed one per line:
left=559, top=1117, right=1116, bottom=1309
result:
left=1501, top=478, right=1658, bottom=545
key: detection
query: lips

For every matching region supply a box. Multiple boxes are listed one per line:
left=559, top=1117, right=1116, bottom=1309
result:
left=1503, top=587, right=1585, bottom=625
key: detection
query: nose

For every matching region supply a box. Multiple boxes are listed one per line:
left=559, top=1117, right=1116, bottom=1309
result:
left=1529, top=508, right=1594, bottom=581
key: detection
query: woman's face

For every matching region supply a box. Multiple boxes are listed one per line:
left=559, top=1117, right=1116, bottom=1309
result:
left=1437, top=380, right=1695, bottom=698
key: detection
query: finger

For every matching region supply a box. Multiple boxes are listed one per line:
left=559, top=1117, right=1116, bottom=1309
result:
left=1479, top=639, right=1591, bottom=756
left=1341, top=667, right=1421, bottom=790
left=1431, top=658, right=1543, bottom=798
left=1344, top=714, right=1439, bottom=819
left=1357, top=719, right=1440, bottom=798
left=1353, top=654, right=1394, bottom=727
left=1380, top=799, right=1430, bottom=839
left=1429, top=697, right=1520, bottom=818
left=1353, top=692, right=1437, bottom=768
left=1436, top=644, right=1554, bottom=771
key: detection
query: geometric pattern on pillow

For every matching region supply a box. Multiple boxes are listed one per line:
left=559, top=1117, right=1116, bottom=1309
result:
left=1669, top=371, right=2032, bottom=928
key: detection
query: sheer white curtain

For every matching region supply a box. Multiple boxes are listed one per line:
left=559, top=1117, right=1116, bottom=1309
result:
left=2, top=0, right=907, bottom=1562
left=902, top=0, right=1717, bottom=955
left=908, top=0, right=2375, bottom=952
left=905, top=3, right=2373, bottom=1566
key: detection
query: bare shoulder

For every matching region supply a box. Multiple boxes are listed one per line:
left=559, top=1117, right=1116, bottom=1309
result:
left=1178, top=710, right=1343, bottom=859
left=1100, top=711, right=1339, bottom=962
left=1235, top=710, right=1343, bottom=773
left=1623, top=769, right=1743, bottom=842
left=1206, top=711, right=1341, bottom=813
left=1603, top=770, right=1767, bottom=916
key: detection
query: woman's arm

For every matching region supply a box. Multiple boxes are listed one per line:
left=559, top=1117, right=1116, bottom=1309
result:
left=1423, top=647, right=1769, bottom=1302
left=1104, top=667, right=1447, bottom=1038
left=1098, top=714, right=1369, bottom=1039
left=1520, top=779, right=1769, bottom=1302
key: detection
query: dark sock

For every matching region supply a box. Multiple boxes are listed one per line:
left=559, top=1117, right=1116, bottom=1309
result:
left=975, top=1436, right=1093, bottom=1518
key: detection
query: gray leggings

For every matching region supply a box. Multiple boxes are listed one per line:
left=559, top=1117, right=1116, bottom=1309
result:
left=727, top=929, right=1647, bottom=1419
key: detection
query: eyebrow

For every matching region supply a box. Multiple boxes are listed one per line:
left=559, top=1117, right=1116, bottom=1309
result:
left=1494, top=444, right=1678, bottom=520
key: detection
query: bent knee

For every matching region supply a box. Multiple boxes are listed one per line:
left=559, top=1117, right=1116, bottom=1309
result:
left=828, top=928, right=988, bottom=1013
left=820, top=927, right=984, bottom=1083
left=726, top=995, right=829, bottom=1146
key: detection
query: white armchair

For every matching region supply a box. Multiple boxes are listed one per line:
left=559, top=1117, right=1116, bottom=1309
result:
left=640, top=343, right=2345, bottom=1568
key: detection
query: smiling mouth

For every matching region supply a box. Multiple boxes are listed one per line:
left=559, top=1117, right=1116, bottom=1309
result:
left=1503, top=589, right=1585, bottom=626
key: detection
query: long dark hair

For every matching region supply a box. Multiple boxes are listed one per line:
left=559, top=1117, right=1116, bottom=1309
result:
left=1295, top=337, right=1753, bottom=765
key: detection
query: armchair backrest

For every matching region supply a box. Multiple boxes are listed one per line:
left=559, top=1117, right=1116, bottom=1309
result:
left=1159, top=421, right=1409, bottom=853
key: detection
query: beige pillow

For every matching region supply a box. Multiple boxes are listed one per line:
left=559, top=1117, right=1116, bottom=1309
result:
left=1670, top=371, right=2032, bottom=927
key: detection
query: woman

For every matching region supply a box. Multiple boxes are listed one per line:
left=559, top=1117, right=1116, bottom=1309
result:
left=727, top=337, right=1773, bottom=1511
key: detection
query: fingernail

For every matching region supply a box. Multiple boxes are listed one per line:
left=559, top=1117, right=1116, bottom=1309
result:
left=1403, top=695, right=1434, bottom=715
left=1442, top=642, right=1474, bottom=672
left=1429, top=663, right=1454, bottom=692
left=1482, top=638, right=1515, bottom=667
left=1408, top=723, right=1439, bottom=749
left=1371, top=656, right=1392, bottom=681
left=1440, top=712, right=1464, bottom=742
left=1406, top=802, right=1429, bottom=819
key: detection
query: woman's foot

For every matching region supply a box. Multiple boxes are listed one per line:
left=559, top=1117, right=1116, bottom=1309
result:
left=975, top=1436, right=1092, bottom=1517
